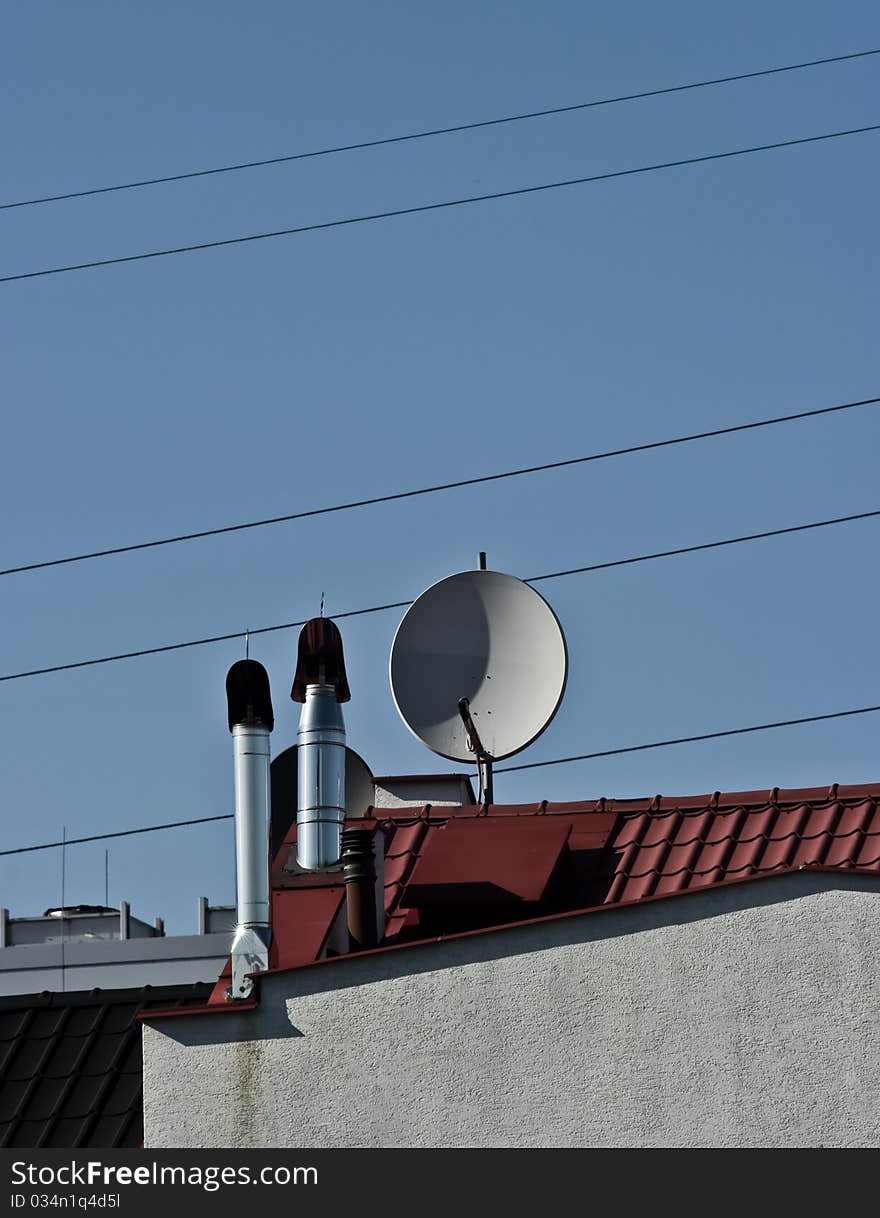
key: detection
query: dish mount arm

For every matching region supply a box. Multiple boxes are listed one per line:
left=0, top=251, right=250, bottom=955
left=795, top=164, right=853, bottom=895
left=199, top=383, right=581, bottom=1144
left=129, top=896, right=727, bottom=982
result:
left=458, top=696, right=494, bottom=806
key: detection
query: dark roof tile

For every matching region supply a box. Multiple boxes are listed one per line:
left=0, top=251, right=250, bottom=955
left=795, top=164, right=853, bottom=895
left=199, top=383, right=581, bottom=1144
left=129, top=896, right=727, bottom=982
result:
left=5, top=1037, right=53, bottom=1081
left=26, top=1076, right=69, bottom=1121
left=57, top=1073, right=106, bottom=1119
left=63, top=1006, right=106, bottom=1037
left=88, top=1112, right=132, bottom=1148
left=99, top=1003, right=140, bottom=1035
left=101, top=1072, right=142, bottom=1117
left=115, top=1037, right=143, bottom=1076
left=0, top=1010, right=32, bottom=1042
left=0, top=1039, right=19, bottom=1075
left=43, top=1035, right=89, bottom=1079
left=8, top=1120, right=47, bottom=1148
left=28, top=1009, right=69, bottom=1040
left=44, top=1117, right=89, bottom=1148
left=121, top=1111, right=143, bottom=1149
left=0, top=983, right=211, bottom=1149
left=78, top=1031, right=130, bottom=1077
left=0, top=1079, right=32, bottom=1125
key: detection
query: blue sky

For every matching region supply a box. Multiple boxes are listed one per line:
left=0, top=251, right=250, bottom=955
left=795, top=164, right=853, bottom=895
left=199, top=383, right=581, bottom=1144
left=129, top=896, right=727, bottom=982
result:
left=2, top=1, right=879, bottom=933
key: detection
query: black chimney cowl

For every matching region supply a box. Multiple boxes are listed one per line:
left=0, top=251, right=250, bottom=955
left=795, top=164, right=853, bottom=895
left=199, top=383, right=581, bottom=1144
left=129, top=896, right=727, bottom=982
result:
left=291, top=617, right=351, bottom=703
left=226, top=659, right=275, bottom=731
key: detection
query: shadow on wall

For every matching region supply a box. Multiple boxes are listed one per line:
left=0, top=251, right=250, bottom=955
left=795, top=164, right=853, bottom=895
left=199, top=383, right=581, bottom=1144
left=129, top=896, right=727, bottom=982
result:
left=154, top=870, right=879, bottom=1048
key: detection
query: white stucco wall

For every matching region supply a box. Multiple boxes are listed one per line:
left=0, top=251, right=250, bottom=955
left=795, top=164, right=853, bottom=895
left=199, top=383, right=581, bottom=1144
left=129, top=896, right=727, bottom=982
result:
left=143, top=873, right=880, bottom=1149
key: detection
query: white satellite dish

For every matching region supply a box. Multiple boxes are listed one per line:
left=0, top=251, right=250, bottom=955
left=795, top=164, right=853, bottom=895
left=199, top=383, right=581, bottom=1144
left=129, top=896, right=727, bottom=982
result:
left=390, top=567, right=568, bottom=776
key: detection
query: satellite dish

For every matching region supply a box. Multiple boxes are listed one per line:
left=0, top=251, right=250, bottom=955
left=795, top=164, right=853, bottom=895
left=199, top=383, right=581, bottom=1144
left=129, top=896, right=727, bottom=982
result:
left=390, top=568, right=568, bottom=765
left=270, top=745, right=375, bottom=860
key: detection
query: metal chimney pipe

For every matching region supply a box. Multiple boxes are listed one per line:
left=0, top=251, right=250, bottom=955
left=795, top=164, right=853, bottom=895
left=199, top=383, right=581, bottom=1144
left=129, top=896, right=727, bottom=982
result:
left=296, top=684, right=346, bottom=871
left=291, top=618, right=351, bottom=873
left=226, top=659, right=274, bottom=1000
left=232, top=722, right=271, bottom=926
left=341, top=826, right=379, bottom=951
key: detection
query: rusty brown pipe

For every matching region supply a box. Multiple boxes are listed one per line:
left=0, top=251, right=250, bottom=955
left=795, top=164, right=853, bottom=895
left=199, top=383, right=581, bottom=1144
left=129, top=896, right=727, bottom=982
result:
left=341, top=826, right=378, bottom=952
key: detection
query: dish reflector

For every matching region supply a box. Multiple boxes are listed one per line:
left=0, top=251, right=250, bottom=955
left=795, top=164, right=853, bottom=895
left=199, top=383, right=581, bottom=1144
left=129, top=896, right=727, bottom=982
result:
left=390, top=569, right=568, bottom=763
left=269, top=744, right=375, bottom=863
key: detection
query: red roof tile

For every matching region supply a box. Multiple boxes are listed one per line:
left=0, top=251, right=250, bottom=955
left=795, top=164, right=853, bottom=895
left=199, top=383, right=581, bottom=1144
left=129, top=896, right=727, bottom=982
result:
left=193, top=780, right=880, bottom=999
left=271, top=886, right=345, bottom=969
left=401, top=818, right=571, bottom=905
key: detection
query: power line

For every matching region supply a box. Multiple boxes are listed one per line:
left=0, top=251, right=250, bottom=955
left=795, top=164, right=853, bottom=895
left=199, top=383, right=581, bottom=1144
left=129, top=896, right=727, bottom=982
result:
left=0, top=598, right=414, bottom=683
left=525, top=508, right=880, bottom=584
left=2, top=505, right=878, bottom=684
left=0, top=815, right=234, bottom=857
left=3, top=394, right=877, bottom=578
left=3, top=47, right=877, bottom=213
left=3, top=122, right=878, bottom=286
left=4, top=700, right=879, bottom=856
left=497, top=704, right=880, bottom=773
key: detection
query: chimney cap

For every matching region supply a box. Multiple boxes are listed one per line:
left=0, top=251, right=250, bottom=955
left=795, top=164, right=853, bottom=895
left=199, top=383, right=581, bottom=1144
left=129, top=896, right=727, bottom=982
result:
left=291, top=618, right=351, bottom=703
left=226, top=659, right=275, bottom=731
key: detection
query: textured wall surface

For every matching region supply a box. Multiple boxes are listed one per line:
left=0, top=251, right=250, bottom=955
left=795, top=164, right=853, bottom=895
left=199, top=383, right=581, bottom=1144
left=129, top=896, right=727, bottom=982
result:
left=143, top=873, right=880, bottom=1149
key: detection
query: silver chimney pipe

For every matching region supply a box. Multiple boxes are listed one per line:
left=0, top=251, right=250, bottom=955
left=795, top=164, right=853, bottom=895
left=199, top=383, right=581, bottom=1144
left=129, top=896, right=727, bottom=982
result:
left=291, top=618, right=351, bottom=872
left=297, top=684, right=346, bottom=871
left=225, top=659, right=274, bottom=1000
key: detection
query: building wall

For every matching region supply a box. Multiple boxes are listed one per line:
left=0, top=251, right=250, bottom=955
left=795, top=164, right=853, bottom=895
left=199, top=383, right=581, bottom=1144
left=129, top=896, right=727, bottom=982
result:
left=3, top=912, right=157, bottom=946
left=372, top=775, right=475, bottom=808
left=143, top=873, right=880, bottom=1149
left=0, top=933, right=232, bottom=996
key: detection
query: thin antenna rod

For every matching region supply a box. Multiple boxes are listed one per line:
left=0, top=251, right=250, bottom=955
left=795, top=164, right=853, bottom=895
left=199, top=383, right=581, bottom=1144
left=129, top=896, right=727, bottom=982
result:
left=245, top=628, right=250, bottom=660
left=104, top=849, right=109, bottom=906
left=60, top=826, right=67, bottom=993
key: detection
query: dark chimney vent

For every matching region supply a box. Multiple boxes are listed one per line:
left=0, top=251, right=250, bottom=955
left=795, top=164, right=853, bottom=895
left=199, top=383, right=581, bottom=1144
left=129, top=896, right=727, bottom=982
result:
left=291, top=618, right=351, bottom=703
left=226, top=659, right=274, bottom=731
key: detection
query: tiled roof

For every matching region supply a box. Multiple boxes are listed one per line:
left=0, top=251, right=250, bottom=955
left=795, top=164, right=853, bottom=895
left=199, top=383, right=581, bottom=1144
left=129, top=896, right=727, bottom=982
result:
left=0, top=983, right=212, bottom=1148
left=163, top=779, right=880, bottom=1012
left=259, top=781, right=880, bottom=971
left=30, top=782, right=875, bottom=1134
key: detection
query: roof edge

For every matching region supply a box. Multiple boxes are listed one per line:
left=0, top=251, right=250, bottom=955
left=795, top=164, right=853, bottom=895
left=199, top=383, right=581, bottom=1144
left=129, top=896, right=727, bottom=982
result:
left=265, top=860, right=880, bottom=976
left=139, top=861, right=880, bottom=1020
left=139, top=997, right=256, bottom=1022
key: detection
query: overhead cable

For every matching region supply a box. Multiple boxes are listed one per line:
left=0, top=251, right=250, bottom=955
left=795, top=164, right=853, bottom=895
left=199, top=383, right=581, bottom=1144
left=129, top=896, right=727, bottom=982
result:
left=2, top=505, right=878, bottom=683
left=2, top=123, right=878, bottom=285
left=0, top=815, right=235, bottom=856
left=2, top=47, right=877, bottom=212
left=497, top=704, right=880, bottom=773
left=3, top=394, right=877, bottom=579
left=3, top=702, right=879, bottom=856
